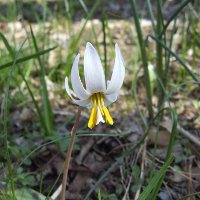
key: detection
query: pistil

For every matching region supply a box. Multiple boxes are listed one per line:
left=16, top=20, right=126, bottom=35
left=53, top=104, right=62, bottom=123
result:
left=88, top=92, right=114, bottom=129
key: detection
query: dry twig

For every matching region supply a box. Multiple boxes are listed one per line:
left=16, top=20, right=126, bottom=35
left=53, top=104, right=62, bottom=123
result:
left=177, top=124, right=200, bottom=146
left=134, top=138, right=147, bottom=200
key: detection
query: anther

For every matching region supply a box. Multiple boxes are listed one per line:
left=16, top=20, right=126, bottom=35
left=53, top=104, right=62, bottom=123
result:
left=88, top=106, right=97, bottom=129
left=103, top=106, right=113, bottom=125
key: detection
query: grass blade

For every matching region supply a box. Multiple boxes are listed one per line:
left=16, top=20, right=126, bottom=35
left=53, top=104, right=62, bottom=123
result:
left=159, top=0, right=192, bottom=38
left=83, top=134, right=147, bottom=200
left=79, top=0, right=102, bottom=56
left=30, top=24, right=54, bottom=133
left=150, top=107, right=178, bottom=199
left=137, top=156, right=174, bottom=200
left=19, top=70, right=50, bottom=135
left=144, top=35, right=199, bottom=83
left=3, top=34, right=30, bottom=200
left=13, top=133, right=129, bottom=180
left=0, top=29, right=51, bottom=136
left=70, top=0, right=101, bottom=51
left=0, top=46, right=57, bottom=70
left=0, top=32, right=14, bottom=58
left=177, top=192, right=200, bottom=200
left=129, top=0, right=154, bottom=119
left=65, top=0, right=101, bottom=76
left=83, top=107, right=176, bottom=200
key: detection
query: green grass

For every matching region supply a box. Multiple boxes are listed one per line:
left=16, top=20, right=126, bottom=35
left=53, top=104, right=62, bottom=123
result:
left=0, top=0, right=199, bottom=199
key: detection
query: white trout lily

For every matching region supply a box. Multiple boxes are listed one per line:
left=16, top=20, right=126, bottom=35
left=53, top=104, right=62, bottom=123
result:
left=65, top=42, right=125, bottom=129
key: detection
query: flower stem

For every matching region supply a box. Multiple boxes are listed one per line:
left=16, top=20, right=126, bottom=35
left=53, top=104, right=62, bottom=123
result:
left=60, top=106, right=82, bottom=200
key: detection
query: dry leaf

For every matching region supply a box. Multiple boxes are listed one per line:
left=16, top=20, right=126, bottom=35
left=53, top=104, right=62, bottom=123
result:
left=149, top=125, right=171, bottom=147
left=19, top=108, right=35, bottom=125
left=160, top=120, right=173, bottom=132
left=83, top=152, right=111, bottom=173
left=75, top=137, right=95, bottom=165
left=150, top=143, right=183, bottom=160
left=52, top=155, right=65, bottom=175
left=186, top=142, right=200, bottom=160
left=68, top=172, right=89, bottom=193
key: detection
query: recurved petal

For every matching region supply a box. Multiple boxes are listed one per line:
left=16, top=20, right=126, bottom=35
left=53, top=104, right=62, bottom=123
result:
left=105, top=43, right=125, bottom=95
left=104, top=93, right=117, bottom=107
left=84, top=42, right=106, bottom=94
left=65, top=77, right=91, bottom=106
left=71, top=54, right=91, bottom=99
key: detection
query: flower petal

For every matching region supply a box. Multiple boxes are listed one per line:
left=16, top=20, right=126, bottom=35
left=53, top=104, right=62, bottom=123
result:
left=71, top=54, right=91, bottom=99
left=103, top=81, right=117, bottom=107
left=84, top=42, right=106, bottom=94
left=104, top=93, right=117, bottom=107
left=105, top=43, right=125, bottom=95
left=65, top=77, right=91, bottom=106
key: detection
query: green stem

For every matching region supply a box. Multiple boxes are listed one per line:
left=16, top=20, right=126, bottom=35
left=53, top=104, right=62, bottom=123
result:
left=129, top=0, right=154, bottom=120
left=164, top=17, right=177, bottom=88
left=106, top=15, right=115, bottom=59
left=156, top=0, right=164, bottom=111
left=102, top=12, right=107, bottom=82
left=146, top=0, right=156, bottom=34
left=159, top=0, right=192, bottom=38
left=191, top=5, right=196, bottom=70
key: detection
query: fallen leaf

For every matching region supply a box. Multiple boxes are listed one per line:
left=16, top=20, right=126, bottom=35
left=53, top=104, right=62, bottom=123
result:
left=149, top=125, right=171, bottom=147
left=75, top=137, right=95, bottom=165
left=83, top=153, right=111, bottom=173
left=19, top=108, right=35, bottom=125
left=160, top=120, right=173, bottom=132
left=149, top=143, right=183, bottom=160
left=186, top=142, right=200, bottom=160
left=68, top=172, right=89, bottom=193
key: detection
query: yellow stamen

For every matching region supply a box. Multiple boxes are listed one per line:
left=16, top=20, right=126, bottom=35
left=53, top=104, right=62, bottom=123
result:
left=103, top=106, right=113, bottom=125
left=99, top=93, right=104, bottom=106
left=88, top=106, right=97, bottom=129
left=104, top=113, right=107, bottom=123
left=92, top=95, right=97, bottom=106
left=88, top=93, right=113, bottom=128
left=96, top=93, right=104, bottom=116
left=98, top=102, right=104, bottom=116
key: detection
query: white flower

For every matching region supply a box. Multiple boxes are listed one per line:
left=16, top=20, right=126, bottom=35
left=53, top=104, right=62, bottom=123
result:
left=65, top=42, right=125, bottom=129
